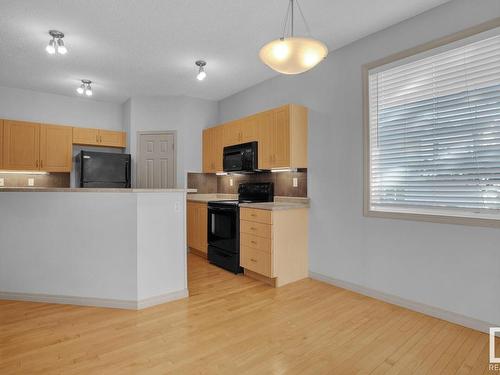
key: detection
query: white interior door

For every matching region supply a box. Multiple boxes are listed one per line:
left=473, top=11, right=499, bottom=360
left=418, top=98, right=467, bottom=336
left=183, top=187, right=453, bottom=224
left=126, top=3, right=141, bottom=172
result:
left=137, top=132, right=176, bottom=188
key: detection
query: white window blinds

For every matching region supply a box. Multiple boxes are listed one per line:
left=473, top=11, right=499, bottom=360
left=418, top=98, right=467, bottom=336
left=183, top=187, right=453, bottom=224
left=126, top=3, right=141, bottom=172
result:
left=368, top=30, right=500, bottom=217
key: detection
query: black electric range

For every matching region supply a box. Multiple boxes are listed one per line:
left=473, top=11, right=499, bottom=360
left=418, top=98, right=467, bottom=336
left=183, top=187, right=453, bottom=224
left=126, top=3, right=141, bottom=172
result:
left=207, top=182, right=274, bottom=274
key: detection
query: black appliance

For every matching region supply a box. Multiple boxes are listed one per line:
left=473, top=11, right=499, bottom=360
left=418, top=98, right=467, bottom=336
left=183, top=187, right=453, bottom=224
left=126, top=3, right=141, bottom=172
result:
left=223, top=141, right=258, bottom=172
left=207, top=182, right=274, bottom=274
left=76, top=151, right=131, bottom=188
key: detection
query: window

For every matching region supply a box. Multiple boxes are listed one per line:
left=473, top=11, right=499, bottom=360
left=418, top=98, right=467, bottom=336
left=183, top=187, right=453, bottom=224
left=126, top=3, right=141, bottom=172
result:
left=365, top=25, right=500, bottom=224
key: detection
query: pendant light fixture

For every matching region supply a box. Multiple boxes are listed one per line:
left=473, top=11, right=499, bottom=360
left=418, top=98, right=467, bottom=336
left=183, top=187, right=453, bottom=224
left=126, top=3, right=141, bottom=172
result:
left=76, top=80, right=93, bottom=96
left=46, top=30, right=67, bottom=55
left=259, top=0, right=328, bottom=74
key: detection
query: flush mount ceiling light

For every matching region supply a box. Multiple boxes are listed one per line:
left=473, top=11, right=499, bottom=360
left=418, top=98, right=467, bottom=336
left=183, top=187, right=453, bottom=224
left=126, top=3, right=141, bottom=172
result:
left=76, top=80, right=93, bottom=96
left=46, top=30, right=67, bottom=55
left=259, top=0, right=328, bottom=75
left=195, top=60, right=207, bottom=81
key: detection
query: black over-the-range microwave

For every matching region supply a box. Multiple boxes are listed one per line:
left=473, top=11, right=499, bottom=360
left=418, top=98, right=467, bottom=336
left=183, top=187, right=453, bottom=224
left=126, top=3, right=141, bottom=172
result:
left=223, top=141, right=259, bottom=172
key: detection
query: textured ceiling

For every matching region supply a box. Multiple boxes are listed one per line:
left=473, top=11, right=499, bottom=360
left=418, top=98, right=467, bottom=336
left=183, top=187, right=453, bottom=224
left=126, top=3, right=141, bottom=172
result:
left=0, top=0, right=450, bottom=102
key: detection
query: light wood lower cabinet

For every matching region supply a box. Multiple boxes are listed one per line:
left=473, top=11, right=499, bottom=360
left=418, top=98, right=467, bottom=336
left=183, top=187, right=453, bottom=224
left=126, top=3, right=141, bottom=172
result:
left=187, top=201, right=208, bottom=255
left=40, top=124, right=73, bottom=172
left=72, top=127, right=126, bottom=148
left=240, top=207, right=308, bottom=287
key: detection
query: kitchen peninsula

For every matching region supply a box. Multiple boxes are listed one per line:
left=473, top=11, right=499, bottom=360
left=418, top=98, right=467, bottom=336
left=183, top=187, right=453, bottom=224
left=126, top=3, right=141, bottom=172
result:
left=0, top=188, right=195, bottom=309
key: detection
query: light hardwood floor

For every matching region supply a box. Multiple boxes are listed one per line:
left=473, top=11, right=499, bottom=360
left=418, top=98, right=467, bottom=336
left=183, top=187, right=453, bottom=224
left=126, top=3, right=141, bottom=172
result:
left=0, top=253, right=497, bottom=374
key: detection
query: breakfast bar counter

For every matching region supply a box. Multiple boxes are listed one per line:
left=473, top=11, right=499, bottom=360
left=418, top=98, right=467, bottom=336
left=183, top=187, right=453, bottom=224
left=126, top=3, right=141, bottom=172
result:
left=0, top=188, right=195, bottom=309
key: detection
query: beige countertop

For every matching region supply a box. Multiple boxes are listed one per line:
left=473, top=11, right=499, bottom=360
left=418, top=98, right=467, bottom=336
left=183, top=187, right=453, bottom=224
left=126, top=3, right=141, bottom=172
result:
left=0, top=187, right=197, bottom=193
left=240, top=197, right=310, bottom=211
left=187, top=194, right=309, bottom=210
left=187, top=193, right=238, bottom=202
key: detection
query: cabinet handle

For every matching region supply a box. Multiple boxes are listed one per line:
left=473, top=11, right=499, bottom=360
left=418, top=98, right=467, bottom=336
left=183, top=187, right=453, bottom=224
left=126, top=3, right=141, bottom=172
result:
left=251, top=240, right=257, bottom=245
left=251, top=213, right=257, bottom=217
left=36, top=160, right=38, bottom=168
left=250, top=258, right=257, bottom=262
left=100, top=135, right=103, bottom=143
left=250, top=227, right=257, bottom=231
left=40, top=160, right=43, bottom=169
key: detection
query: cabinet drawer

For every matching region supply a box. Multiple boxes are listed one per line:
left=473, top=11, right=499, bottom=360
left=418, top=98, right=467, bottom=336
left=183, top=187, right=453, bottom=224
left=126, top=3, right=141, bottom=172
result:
left=241, top=246, right=272, bottom=277
left=240, top=220, right=272, bottom=239
left=240, top=208, right=272, bottom=224
left=241, top=232, right=271, bottom=253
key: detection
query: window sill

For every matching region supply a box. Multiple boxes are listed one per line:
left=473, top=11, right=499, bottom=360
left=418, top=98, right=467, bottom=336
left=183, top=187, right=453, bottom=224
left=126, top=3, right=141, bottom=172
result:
left=364, top=208, right=500, bottom=229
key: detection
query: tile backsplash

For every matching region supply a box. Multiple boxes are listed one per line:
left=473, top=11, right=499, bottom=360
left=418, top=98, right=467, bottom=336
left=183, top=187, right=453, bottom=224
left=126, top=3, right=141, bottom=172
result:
left=0, top=173, right=70, bottom=188
left=187, top=170, right=307, bottom=197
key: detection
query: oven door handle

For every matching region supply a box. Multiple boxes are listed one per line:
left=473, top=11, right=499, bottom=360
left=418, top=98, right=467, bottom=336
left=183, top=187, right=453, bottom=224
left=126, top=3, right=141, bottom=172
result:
left=208, top=207, right=237, bottom=212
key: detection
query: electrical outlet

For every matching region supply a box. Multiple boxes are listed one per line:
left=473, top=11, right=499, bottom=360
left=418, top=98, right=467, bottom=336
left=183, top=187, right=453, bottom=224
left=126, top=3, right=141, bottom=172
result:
left=293, top=177, right=298, bottom=187
left=229, top=178, right=233, bottom=187
left=0, top=178, right=4, bottom=187
left=28, top=178, right=35, bottom=187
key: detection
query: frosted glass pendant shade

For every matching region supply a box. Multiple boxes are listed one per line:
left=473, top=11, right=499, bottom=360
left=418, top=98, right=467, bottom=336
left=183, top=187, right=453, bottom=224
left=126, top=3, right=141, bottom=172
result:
left=259, top=37, right=328, bottom=74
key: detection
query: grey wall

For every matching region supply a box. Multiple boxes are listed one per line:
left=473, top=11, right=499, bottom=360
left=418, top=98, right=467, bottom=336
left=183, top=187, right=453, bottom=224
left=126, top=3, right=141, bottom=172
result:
left=0, top=86, right=123, bottom=130
left=127, top=95, right=219, bottom=187
left=219, top=0, right=500, bottom=326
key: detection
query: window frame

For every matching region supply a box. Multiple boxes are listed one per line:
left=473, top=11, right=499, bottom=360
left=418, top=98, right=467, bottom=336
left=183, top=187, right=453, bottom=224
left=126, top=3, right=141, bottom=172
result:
left=363, top=17, right=500, bottom=228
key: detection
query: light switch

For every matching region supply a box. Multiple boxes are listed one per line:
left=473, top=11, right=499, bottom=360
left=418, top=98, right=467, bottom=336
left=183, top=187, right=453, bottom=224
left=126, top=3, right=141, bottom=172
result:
left=0, top=178, right=4, bottom=187
left=229, top=178, right=233, bottom=187
left=293, top=177, right=298, bottom=187
left=28, top=178, right=35, bottom=187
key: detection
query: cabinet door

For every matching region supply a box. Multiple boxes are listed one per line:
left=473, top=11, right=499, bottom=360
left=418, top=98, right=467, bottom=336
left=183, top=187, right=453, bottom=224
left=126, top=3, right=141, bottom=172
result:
left=3, top=120, right=40, bottom=170
left=40, top=124, right=73, bottom=172
left=196, top=203, right=208, bottom=253
left=187, top=201, right=197, bottom=249
left=222, top=121, right=242, bottom=146
left=0, top=120, right=3, bottom=169
left=99, top=130, right=126, bottom=148
left=257, top=111, right=275, bottom=169
left=271, top=106, right=291, bottom=168
left=240, top=115, right=259, bottom=144
left=202, top=127, right=223, bottom=173
left=73, top=127, right=100, bottom=146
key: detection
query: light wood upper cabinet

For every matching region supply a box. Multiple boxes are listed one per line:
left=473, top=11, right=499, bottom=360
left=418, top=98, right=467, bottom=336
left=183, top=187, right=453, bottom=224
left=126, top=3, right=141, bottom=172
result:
left=187, top=201, right=208, bottom=254
left=258, top=104, right=307, bottom=170
left=202, top=104, right=308, bottom=172
left=3, top=120, right=40, bottom=170
left=99, top=129, right=127, bottom=148
left=73, top=127, right=126, bottom=148
left=40, top=124, right=73, bottom=172
left=202, top=126, right=223, bottom=173
left=72, top=127, right=100, bottom=146
left=222, top=116, right=259, bottom=147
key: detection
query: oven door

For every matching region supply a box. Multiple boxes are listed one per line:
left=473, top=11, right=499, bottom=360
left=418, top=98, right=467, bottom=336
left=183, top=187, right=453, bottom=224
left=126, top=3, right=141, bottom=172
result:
left=207, top=206, right=239, bottom=253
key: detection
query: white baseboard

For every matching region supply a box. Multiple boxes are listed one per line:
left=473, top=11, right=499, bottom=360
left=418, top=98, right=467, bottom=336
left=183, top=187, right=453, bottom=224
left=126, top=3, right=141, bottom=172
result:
left=137, top=289, right=189, bottom=309
left=309, top=271, right=496, bottom=334
left=0, top=289, right=189, bottom=310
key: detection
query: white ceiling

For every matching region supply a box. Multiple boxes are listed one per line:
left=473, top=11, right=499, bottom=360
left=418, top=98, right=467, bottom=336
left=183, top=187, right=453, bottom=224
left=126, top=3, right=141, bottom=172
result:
left=0, top=0, right=450, bottom=103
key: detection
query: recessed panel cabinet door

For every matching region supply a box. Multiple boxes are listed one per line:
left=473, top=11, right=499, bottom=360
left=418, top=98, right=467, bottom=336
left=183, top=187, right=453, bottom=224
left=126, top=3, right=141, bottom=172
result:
left=257, top=111, right=275, bottom=169
left=99, top=130, right=126, bottom=147
left=187, top=201, right=207, bottom=253
left=72, top=127, right=100, bottom=146
left=3, top=120, right=40, bottom=170
left=202, top=127, right=223, bottom=173
left=40, top=124, right=73, bottom=172
left=271, top=106, right=291, bottom=168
